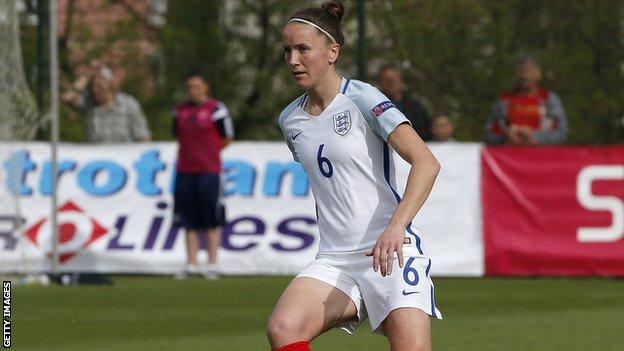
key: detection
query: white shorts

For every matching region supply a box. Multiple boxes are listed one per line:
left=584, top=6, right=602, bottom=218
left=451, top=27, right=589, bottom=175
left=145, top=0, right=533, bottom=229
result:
left=296, top=245, right=443, bottom=335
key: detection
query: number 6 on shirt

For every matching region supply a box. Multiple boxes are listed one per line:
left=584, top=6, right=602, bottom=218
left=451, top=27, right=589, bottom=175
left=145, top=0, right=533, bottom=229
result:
left=317, top=144, right=333, bottom=178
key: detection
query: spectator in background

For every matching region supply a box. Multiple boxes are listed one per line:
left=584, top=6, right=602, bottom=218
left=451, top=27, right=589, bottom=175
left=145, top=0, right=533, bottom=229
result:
left=485, top=56, right=567, bottom=145
left=431, top=114, right=457, bottom=142
left=173, top=71, right=234, bottom=280
left=377, top=64, right=432, bottom=141
left=61, top=63, right=151, bottom=143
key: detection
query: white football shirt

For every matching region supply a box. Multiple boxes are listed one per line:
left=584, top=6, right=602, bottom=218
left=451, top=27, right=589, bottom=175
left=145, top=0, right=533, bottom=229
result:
left=279, top=78, right=425, bottom=255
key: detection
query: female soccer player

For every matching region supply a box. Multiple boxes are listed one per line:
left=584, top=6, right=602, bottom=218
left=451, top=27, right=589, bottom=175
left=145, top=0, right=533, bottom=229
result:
left=267, top=2, right=442, bottom=351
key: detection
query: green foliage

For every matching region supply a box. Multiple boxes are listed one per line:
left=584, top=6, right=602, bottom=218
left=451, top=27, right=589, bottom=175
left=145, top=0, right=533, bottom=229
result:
left=20, top=0, right=624, bottom=143
left=215, top=0, right=327, bottom=140
left=368, top=0, right=624, bottom=143
left=147, top=0, right=229, bottom=140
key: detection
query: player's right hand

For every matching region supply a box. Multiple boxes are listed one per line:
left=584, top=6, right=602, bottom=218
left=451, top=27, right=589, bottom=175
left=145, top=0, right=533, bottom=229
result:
left=365, top=224, right=405, bottom=277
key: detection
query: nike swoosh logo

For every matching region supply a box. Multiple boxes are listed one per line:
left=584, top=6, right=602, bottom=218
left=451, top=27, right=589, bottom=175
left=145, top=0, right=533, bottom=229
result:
left=402, top=290, right=420, bottom=296
left=292, top=131, right=303, bottom=140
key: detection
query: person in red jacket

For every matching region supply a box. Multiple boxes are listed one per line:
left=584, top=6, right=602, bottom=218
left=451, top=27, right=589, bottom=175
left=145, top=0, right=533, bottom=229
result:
left=485, top=56, right=567, bottom=145
left=173, top=72, right=234, bottom=280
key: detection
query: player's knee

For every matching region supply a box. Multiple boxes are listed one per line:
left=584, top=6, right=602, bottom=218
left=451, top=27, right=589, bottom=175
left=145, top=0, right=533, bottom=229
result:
left=389, top=335, right=430, bottom=351
left=388, top=340, right=428, bottom=351
left=409, top=338, right=430, bottom=351
left=417, top=339, right=431, bottom=351
left=266, top=314, right=306, bottom=344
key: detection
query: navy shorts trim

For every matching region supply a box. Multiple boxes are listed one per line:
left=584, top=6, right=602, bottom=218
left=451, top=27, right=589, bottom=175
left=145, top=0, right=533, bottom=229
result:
left=173, top=172, right=225, bottom=230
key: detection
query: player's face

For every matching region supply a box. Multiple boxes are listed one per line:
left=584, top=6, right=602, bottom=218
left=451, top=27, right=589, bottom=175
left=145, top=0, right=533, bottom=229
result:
left=432, top=115, right=454, bottom=141
left=91, top=76, right=114, bottom=104
left=186, top=77, right=210, bottom=103
left=378, top=68, right=403, bottom=99
left=516, top=62, right=541, bottom=92
left=282, top=23, right=337, bottom=89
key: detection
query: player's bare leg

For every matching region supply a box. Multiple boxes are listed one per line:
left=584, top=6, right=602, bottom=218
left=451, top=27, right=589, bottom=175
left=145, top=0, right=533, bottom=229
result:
left=204, top=227, right=221, bottom=279
left=206, top=227, right=220, bottom=265
left=382, top=307, right=431, bottom=351
left=185, top=229, right=200, bottom=266
left=267, top=277, right=358, bottom=349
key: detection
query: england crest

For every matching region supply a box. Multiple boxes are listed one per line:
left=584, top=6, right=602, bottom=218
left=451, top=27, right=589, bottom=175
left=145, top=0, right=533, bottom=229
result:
left=332, top=110, right=351, bottom=136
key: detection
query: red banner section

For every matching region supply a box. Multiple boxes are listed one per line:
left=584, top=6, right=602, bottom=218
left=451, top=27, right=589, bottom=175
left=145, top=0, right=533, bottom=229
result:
left=483, top=146, right=624, bottom=276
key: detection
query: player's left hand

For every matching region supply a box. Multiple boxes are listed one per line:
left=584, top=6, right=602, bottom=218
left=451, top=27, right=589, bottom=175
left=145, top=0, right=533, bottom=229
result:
left=366, top=224, right=405, bottom=277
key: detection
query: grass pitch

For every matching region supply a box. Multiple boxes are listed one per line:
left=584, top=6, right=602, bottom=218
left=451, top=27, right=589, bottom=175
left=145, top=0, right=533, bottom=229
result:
left=11, top=276, right=624, bottom=350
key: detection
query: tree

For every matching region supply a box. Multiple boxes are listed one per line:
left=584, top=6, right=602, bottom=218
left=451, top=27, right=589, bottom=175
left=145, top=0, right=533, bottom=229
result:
left=368, top=0, right=624, bottom=144
left=20, top=0, right=624, bottom=144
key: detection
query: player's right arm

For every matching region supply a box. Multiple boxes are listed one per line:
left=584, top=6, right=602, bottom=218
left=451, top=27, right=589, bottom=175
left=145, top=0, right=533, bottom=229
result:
left=60, top=71, right=94, bottom=113
left=484, top=99, right=509, bottom=145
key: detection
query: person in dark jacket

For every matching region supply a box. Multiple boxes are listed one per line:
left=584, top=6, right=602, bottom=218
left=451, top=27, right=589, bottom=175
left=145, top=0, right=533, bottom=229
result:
left=377, top=64, right=432, bottom=141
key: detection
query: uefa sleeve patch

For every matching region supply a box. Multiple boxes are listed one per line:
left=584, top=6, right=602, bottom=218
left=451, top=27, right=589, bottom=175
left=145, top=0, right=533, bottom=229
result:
left=372, top=101, right=395, bottom=117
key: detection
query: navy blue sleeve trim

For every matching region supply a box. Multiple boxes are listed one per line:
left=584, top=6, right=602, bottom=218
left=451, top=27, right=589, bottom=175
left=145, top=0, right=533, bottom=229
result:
left=298, top=94, right=308, bottom=107
left=215, top=118, right=228, bottom=138
left=341, top=79, right=351, bottom=94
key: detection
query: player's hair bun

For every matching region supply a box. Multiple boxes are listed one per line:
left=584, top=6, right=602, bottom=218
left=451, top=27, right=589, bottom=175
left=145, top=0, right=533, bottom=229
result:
left=289, top=1, right=345, bottom=46
left=321, top=1, right=344, bottom=22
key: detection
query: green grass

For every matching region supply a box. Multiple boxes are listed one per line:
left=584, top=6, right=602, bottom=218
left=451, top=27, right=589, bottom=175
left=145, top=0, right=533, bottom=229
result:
left=10, top=276, right=624, bottom=350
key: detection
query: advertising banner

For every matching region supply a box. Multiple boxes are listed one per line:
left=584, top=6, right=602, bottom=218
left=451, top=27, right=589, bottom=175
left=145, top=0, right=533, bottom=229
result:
left=0, top=142, right=483, bottom=276
left=400, top=143, right=483, bottom=276
left=483, top=146, right=624, bottom=276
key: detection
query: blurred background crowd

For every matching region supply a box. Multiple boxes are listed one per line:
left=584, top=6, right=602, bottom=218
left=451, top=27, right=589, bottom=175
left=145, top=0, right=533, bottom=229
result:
left=11, top=0, right=624, bottom=144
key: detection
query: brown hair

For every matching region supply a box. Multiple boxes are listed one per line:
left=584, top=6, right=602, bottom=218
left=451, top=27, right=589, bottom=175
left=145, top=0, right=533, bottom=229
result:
left=289, top=1, right=345, bottom=46
left=377, top=63, right=402, bottom=79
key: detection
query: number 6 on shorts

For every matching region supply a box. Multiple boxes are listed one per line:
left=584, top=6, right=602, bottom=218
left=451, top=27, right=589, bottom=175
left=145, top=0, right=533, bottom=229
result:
left=403, top=257, right=419, bottom=286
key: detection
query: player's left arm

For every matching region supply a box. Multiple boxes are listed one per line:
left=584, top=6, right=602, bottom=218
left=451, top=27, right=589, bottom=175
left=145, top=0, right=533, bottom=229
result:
left=214, top=102, right=235, bottom=148
left=127, top=96, right=151, bottom=142
left=368, top=124, right=440, bottom=277
left=354, top=81, right=441, bottom=277
left=533, top=92, right=567, bottom=144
